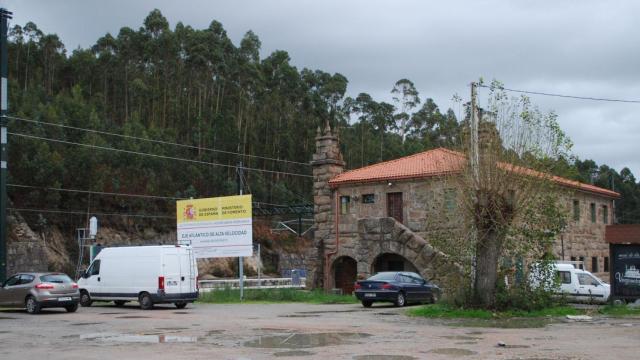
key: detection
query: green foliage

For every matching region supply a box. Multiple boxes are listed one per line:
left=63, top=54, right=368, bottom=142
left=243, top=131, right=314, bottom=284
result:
left=197, top=288, right=358, bottom=304
left=407, top=303, right=579, bottom=319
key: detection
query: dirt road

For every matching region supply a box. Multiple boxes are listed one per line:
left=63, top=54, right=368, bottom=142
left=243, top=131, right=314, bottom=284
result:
left=0, top=302, right=638, bottom=359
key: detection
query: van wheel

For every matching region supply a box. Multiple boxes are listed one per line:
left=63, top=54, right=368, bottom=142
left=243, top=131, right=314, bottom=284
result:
left=80, top=291, right=92, bottom=307
left=65, top=304, right=78, bottom=313
left=139, top=292, right=154, bottom=310
left=25, top=296, right=41, bottom=314
left=114, top=300, right=126, bottom=307
left=174, top=302, right=187, bottom=309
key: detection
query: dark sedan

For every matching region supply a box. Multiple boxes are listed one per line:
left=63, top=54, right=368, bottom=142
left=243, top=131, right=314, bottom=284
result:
left=354, top=271, right=440, bottom=307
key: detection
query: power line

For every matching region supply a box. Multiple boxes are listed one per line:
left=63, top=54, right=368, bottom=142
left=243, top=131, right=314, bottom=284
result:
left=7, top=115, right=311, bottom=167
left=8, top=183, right=306, bottom=208
left=8, top=207, right=173, bottom=219
left=7, top=184, right=184, bottom=200
left=478, top=84, right=640, bottom=104
left=8, top=132, right=313, bottom=178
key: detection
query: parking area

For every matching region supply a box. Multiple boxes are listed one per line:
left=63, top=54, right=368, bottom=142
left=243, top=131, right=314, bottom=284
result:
left=1, top=302, right=639, bottom=359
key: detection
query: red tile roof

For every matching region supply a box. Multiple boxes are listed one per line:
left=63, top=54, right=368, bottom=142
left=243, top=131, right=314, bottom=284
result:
left=606, top=225, right=640, bottom=244
left=329, top=148, right=620, bottom=198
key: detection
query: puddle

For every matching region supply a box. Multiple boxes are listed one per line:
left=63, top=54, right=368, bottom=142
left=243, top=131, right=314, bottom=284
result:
left=278, top=314, right=320, bottom=318
left=353, top=356, right=417, bottom=360
left=500, top=344, right=530, bottom=349
left=274, top=350, right=316, bottom=357
left=0, top=316, right=16, bottom=320
left=455, top=341, right=478, bottom=345
left=173, top=312, right=189, bottom=315
left=99, top=312, right=126, bottom=315
left=448, top=317, right=552, bottom=328
left=376, top=312, right=399, bottom=316
left=205, top=330, right=225, bottom=335
left=441, top=335, right=482, bottom=341
left=81, top=332, right=198, bottom=343
left=428, top=348, right=477, bottom=356
left=156, top=327, right=189, bottom=331
left=0, top=330, right=9, bottom=334
left=116, top=316, right=150, bottom=319
left=71, top=322, right=103, bottom=326
left=244, top=332, right=371, bottom=349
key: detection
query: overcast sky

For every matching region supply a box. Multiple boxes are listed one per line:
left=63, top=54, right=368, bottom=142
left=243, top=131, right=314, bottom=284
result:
left=2, top=0, right=639, bottom=178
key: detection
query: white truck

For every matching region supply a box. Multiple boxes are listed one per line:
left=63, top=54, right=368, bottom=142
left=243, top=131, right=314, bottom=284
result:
left=77, top=245, right=198, bottom=310
left=531, top=262, right=610, bottom=303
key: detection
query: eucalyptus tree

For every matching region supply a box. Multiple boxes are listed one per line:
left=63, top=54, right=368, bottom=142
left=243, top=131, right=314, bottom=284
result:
left=391, top=78, right=420, bottom=143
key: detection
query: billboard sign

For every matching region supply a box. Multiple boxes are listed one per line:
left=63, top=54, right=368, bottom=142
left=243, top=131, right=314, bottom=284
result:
left=176, top=195, right=252, bottom=258
left=611, top=244, right=640, bottom=299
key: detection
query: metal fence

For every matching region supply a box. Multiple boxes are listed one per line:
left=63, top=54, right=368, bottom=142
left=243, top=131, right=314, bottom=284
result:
left=198, top=277, right=307, bottom=292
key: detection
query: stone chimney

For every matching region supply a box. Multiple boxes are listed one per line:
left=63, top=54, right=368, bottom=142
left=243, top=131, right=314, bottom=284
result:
left=308, top=121, right=345, bottom=288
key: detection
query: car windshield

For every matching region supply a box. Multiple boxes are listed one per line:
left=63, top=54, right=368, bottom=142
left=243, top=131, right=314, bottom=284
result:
left=40, top=274, right=72, bottom=283
left=368, top=272, right=397, bottom=281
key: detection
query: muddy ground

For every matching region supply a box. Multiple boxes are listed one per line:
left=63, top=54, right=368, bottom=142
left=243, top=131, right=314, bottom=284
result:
left=0, top=302, right=638, bottom=359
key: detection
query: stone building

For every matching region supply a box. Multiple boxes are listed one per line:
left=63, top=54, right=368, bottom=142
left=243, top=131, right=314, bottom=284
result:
left=309, top=124, right=619, bottom=293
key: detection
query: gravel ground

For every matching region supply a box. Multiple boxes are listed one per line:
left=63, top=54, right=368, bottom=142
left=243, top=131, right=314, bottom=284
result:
left=0, top=301, right=638, bottom=359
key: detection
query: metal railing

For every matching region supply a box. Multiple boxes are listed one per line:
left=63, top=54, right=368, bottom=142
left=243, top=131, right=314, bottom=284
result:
left=198, top=277, right=306, bottom=292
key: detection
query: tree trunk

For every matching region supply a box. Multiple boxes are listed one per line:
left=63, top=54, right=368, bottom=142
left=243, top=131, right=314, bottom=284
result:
left=473, top=228, right=501, bottom=307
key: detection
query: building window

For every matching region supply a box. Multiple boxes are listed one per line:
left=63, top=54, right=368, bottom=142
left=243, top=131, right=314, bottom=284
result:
left=573, top=200, right=580, bottom=221
left=362, top=194, right=375, bottom=204
left=340, top=196, right=350, bottom=215
left=590, top=203, right=596, bottom=223
left=570, top=256, right=576, bottom=262
left=591, top=257, right=598, bottom=272
left=603, top=205, right=608, bottom=224
left=604, top=257, right=609, bottom=272
left=579, top=256, right=585, bottom=270
left=444, top=189, right=457, bottom=211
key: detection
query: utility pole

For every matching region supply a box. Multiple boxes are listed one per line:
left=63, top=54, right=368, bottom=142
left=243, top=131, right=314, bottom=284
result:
left=237, top=161, right=244, bottom=301
left=0, top=8, right=12, bottom=283
left=470, top=82, right=480, bottom=187
left=469, top=82, right=480, bottom=287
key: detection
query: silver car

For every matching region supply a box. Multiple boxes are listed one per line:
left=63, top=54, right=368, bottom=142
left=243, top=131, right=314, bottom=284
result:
left=0, top=272, right=80, bottom=314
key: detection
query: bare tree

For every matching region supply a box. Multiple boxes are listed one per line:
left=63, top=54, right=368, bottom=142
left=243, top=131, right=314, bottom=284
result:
left=445, top=80, right=572, bottom=307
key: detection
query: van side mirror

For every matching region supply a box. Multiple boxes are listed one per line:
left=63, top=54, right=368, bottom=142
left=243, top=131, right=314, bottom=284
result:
left=82, top=272, right=90, bottom=279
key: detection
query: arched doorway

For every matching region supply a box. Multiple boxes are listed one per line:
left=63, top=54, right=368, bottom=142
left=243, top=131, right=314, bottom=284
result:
left=332, top=256, right=357, bottom=295
left=372, top=253, right=419, bottom=274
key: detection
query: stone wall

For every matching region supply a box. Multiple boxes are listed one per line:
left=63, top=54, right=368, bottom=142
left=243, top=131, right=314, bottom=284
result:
left=554, top=191, right=615, bottom=276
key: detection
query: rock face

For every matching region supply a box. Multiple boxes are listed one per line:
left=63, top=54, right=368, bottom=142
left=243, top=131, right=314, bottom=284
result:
left=7, top=213, right=48, bottom=274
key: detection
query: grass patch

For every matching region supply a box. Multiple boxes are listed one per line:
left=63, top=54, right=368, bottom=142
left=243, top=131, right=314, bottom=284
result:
left=598, top=304, right=640, bottom=317
left=197, top=288, right=358, bottom=304
left=407, top=304, right=579, bottom=319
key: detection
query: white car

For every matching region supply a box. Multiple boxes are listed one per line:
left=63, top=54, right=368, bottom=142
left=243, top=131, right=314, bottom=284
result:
left=531, top=262, right=610, bottom=303
left=77, top=245, right=198, bottom=309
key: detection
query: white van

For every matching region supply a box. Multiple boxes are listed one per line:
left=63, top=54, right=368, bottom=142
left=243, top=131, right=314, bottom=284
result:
left=531, top=262, right=610, bottom=304
left=77, top=245, right=198, bottom=310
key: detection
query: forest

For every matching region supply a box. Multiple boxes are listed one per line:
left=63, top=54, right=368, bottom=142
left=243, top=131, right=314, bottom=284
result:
left=4, top=9, right=639, bottom=230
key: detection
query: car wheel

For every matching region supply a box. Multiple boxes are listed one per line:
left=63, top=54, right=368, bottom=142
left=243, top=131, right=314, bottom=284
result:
left=114, top=300, right=126, bottom=307
left=65, top=304, right=78, bottom=313
left=80, top=291, right=92, bottom=307
left=139, top=292, right=154, bottom=310
left=25, top=296, right=41, bottom=314
left=394, top=292, right=406, bottom=307
left=174, top=302, right=187, bottom=309
left=361, top=301, right=373, bottom=308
